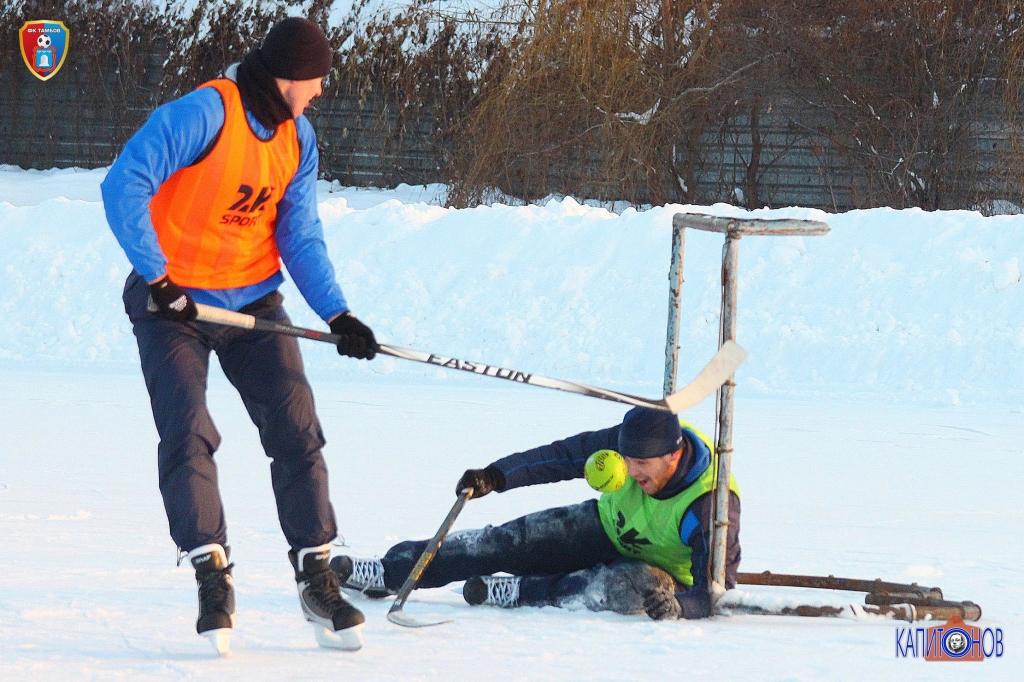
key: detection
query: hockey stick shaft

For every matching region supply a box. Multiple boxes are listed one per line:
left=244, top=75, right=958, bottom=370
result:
left=387, top=488, right=473, bottom=624
left=188, top=302, right=745, bottom=413
left=719, top=601, right=979, bottom=623
left=737, top=571, right=943, bottom=599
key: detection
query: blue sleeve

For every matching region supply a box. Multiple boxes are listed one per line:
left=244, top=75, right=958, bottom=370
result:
left=275, top=115, right=349, bottom=322
left=490, top=425, right=620, bottom=491
left=675, top=490, right=741, bottom=619
left=100, top=88, right=224, bottom=283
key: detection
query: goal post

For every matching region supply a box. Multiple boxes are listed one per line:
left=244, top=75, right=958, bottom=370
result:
left=664, top=213, right=831, bottom=598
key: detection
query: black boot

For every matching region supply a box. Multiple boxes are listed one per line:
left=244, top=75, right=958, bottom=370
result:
left=187, top=544, right=235, bottom=656
left=289, top=544, right=365, bottom=651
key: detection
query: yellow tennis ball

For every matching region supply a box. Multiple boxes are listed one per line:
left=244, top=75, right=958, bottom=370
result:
left=584, top=449, right=628, bottom=493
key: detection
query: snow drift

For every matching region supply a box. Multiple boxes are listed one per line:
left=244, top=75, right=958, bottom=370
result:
left=2, top=165, right=1022, bottom=405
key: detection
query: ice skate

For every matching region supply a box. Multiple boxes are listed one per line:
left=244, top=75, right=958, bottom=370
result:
left=330, top=555, right=394, bottom=599
left=463, top=575, right=521, bottom=608
left=290, top=545, right=366, bottom=651
left=188, top=544, right=235, bottom=656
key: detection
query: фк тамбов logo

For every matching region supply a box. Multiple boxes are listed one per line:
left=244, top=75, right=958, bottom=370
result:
left=19, top=20, right=69, bottom=82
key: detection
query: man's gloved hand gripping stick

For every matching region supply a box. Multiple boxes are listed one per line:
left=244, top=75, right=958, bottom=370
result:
left=182, top=301, right=747, bottom=414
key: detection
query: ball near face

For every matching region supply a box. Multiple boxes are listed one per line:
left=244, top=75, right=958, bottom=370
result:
left=37, top=35, right=51, bottom=49
left=584, top=449, right=628, bottom=493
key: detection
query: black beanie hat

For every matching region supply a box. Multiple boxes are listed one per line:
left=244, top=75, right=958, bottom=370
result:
left=618, top=407, right=683, bottom=459
left=259, top=17, right=333, bottom=80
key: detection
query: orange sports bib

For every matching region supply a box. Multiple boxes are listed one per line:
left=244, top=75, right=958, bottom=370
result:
left=149, top=79, right=301, bottom=289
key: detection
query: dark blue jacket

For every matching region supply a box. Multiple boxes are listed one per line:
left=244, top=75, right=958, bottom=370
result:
left=490, top=424, right=741, bottom=618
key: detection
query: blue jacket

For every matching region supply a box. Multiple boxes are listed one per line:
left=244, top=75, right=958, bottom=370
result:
left=101, top=82, right=348, bottom=321
left=490, top=424, right=741, bottom=619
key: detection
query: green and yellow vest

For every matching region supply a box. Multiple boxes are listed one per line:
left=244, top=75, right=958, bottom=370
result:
left=597, top=420, right=739, bottom=585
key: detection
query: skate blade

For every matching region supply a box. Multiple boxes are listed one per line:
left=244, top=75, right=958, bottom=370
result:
left=313, top=623, right=363, bottom=651
left=203, top=628, right=231, bottom=657
left=387, top=607, right=453, bottom=628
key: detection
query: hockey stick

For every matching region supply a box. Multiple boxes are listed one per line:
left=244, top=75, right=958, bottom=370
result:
left=386, top=488, right=473, bottom=628
left=717, top=600, right=981, bottom=623
left=181, top=302, right=747, bottom=413
left=737, top=571, right=943, bottom=600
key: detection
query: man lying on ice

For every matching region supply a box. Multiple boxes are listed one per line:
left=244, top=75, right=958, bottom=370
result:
left=333, top=406, right=741, bottom=620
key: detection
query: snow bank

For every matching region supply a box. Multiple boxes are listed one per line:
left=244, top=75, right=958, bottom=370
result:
left=1, top=166, right=1022, bottom=404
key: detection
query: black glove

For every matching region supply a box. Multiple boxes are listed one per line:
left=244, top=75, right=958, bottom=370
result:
left=329, top=312, right=378, bottom=360
left=456, top=465, right=505, bottom=498
left=643, top=588, right=682, bottom=621
left=148, top=276, right=197, bottom=322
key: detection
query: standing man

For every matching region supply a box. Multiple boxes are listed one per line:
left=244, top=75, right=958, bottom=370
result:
left=102, top=17, right=376, bottom=655
left=335, top=407, right=741, bottom=621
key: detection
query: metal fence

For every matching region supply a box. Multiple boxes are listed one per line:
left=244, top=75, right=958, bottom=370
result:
left=0, top=49, right=163, bottom=169
left=0, top=55, right=1013, bottom=211
left=0, top=53, right=440, bottom=187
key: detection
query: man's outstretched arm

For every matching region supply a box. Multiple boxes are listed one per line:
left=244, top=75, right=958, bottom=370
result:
left=456, top=424, right=621, bottom=496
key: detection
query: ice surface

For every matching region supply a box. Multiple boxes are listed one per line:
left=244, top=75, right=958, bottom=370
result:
left=0, top=374, right=1019, bottom=680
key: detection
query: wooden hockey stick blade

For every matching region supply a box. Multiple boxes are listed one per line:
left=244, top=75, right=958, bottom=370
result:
left=387, top=489, right=473, bottom=629
left=663, top=341, right=747, bottom=413
left=386, top=608, right=453, bottom=628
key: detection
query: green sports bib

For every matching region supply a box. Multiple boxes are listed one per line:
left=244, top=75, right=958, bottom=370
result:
left=597, top=421, right=739, bottom=585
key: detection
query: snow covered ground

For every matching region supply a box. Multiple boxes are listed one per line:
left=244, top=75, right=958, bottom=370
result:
left=0, top=166, right=1020, bottom=679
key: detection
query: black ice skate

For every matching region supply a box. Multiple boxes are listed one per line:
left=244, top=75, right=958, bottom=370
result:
left=187, top=544, right=235, bottom=656
left=463, top=575, right=521, bottom=607
left=330, top=555, right=394, bottom=599
left=290, top=545, right=366, bottom=650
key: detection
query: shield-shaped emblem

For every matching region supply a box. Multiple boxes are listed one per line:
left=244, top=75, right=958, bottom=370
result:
left=19, top=21, right=70, bottom=82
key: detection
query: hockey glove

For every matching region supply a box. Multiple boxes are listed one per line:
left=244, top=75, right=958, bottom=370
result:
left=456, top=465, right=505, bottom=498
left=329, top=312, right=379, bottom=360
left=148, top=276, right=197, bottom=322
left=643, top=587, right=682, bottom=621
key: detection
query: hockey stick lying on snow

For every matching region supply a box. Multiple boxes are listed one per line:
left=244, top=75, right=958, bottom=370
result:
left=183, top=302, right=747, bottom=413
left=723, top=571, right=982, bottom=622
left=387, top=488, right=473, bottom=628
left=737, top=571, right=944, bottom=600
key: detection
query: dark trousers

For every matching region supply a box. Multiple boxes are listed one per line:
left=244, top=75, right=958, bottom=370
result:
left=123, top=272, right=337, bottom=553
left=382, top=500, right=678, bottom=614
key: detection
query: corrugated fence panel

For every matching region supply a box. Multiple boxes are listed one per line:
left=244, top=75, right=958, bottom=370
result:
left=0, top=53, right=1014, bottom=210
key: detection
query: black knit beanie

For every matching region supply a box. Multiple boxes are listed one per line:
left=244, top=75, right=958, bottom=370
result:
left=618, top=407, right=684, bottom=459
left=259, top=17, right=333, bottom=80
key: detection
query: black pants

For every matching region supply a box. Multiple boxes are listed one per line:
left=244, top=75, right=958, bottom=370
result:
left=123, top=272, right=337, bottom=553
left=382, top=500, right=679, bottom=614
